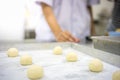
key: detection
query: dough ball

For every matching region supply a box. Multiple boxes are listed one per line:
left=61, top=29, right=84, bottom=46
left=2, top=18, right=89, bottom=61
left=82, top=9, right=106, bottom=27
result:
left=53, top=46, right=62, bottom=55
left=20, top=55, right=32, bottom=65
left=66, top=52, right=78, bottom=62
left=89, top=59, right=103, bottom=72
left=27, top=65, right=44, bottom=79
left=7, top=48, right=18, bottom=57
left=112, top=70, right=120, bottom=80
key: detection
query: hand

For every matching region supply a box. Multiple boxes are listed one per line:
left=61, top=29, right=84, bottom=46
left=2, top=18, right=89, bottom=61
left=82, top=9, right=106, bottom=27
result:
left=56, top=31, right=80, bottom=43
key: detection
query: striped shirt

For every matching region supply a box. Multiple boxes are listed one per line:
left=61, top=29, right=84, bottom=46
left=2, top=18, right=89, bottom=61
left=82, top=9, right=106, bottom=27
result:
left=112, top=0, right=120, bottom=28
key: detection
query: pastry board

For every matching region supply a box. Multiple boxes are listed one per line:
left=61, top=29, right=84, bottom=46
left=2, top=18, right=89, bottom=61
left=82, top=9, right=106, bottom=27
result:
left=0, top=42, right=120, bottom=80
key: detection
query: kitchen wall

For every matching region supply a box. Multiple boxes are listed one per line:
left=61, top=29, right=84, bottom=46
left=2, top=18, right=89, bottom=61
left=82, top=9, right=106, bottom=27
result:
left=0, top=0, right=26, bottom=41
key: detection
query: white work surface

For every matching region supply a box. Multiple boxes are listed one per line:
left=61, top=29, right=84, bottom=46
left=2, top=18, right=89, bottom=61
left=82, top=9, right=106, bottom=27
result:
left=0, top=48, right=119, bottom=80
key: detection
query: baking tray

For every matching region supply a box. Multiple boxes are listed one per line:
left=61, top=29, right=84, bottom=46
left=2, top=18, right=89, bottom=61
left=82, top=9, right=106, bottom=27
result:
left=0, top=42, right=120, bottom=80
left=92, top=36, right=120, bottom=55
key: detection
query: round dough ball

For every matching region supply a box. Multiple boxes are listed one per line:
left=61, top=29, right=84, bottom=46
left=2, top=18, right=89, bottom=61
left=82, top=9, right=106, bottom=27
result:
left=7, top=48, right=18, bottom=57
left=53, top=46, right=62, bottom=55
left=20, top=55, right=32, bottom=65
left=66, top=52, right=78, bottom=62
left=89, top=59, right=103, bottom=72
left=27, top=65, right=44, bottom=79
left=112, top=70, right=120, bottom=80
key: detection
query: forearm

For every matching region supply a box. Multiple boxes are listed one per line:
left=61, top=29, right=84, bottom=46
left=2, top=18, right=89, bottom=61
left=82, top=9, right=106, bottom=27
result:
left=41, top=3, right=62, bottom=37
left=39, top=3, right=79, bottom=42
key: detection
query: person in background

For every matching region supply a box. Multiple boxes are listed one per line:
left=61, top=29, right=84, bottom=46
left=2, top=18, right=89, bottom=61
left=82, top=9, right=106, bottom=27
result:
left=107, top=0, right=120, bottom=32
left=35, top=0, right=99, bottom=43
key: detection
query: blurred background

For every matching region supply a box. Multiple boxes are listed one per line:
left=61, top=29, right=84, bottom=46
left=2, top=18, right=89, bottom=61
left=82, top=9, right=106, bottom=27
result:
left=0, top=0, right=114, bottom=42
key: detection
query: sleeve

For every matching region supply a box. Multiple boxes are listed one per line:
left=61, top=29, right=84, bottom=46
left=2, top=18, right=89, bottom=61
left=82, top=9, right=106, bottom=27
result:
left=35, top=0, right=53, bottom=7
left=87, top=0, right=100, bottom=6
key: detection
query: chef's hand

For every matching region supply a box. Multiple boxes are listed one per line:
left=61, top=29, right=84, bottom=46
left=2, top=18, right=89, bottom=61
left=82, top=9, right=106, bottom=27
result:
left=56, top=31, right=80, bottom=43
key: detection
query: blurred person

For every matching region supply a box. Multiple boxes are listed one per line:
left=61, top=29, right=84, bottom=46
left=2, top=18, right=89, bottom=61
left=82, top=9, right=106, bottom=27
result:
left=35, top=0, right=99, bottom=43
left=107, top=0, right=120, bottom=32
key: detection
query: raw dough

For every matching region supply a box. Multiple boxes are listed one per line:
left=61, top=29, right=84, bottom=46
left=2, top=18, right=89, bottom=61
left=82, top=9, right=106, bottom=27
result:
left=27, top=65, right=44, bottom=79
left=20, top=55, right=32, bottom=65
left=66, top=52, right=78, bottom=62
left=112, top=70, right=120, bottom=80
left=53, top=46, right=62, bottom=55
left=89, top=59, right=103, bottom=72
left=7, top=48, right=18, bottom=57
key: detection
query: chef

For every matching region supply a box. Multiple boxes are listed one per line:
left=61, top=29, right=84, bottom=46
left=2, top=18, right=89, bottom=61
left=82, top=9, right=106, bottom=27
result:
left=35, top=0, right=99, bottom=43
